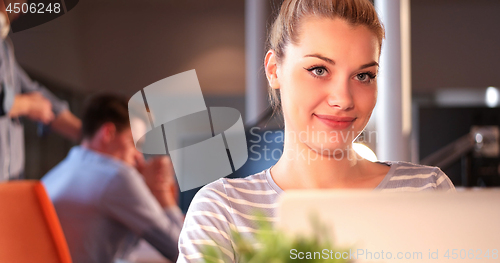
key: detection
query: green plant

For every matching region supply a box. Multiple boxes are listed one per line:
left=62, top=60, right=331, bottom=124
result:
left=202, top=212, right=350, bottom=263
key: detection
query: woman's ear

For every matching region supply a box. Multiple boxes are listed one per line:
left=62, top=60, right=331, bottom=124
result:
left=264, top=50, right=280, bottom=90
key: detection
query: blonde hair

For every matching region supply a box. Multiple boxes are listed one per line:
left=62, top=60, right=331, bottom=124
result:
left=267, top=0, right=385, bottom=112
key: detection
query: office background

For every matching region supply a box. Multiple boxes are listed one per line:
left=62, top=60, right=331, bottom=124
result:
left=10, top=0, right=500, bottom=189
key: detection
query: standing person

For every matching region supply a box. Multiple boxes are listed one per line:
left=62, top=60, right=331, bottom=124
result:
left=0, top=0, right=81, bottom=180
left=177, top=0, right=455, bottom=262
left=42, top=94, right=183, bottom=263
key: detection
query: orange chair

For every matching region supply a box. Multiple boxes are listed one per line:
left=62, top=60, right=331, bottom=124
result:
left=0, top=180, right=72, bottom=263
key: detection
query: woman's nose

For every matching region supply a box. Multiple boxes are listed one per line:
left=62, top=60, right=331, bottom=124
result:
left=326, top=78, right=354, bottom=110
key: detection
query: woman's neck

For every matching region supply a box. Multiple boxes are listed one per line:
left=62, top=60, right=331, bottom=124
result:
left=271, top=135, right=371, bottom=190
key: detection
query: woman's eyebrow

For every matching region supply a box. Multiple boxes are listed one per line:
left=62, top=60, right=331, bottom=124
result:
left=358, top=61, right=379, bottom=70
left=304, top=54, right=335, bottom=65
left=304, top=55, right=379, bottom=70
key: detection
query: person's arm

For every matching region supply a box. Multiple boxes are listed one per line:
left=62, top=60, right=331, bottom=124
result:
left=138, top=156, right=179, bottom=208
left=137, top=156, right=185, bottom=231
left=177, top=180, right=236, bottom=263
left=50, top=109, right=82, bottom=142
left=0, top=41, right=53, bottom=121
left=7, top=92, right=54, bottom=123
left=14, top=58, right=81, bottom=141
left=100, top=168, right=182, bottom=262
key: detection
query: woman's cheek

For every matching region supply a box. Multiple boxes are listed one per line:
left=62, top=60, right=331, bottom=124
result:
left=356, top=87, right=377, bottom=110
left=369, top=89, right=378, bottom=109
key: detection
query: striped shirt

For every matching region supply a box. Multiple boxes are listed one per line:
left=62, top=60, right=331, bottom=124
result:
left=177, top=161, right=455, bottom=263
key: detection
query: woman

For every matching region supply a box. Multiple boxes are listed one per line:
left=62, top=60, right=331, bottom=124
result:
left=177, top=0, right=455, bottom=262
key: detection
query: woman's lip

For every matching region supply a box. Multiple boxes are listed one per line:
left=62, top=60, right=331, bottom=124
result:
left=314, top=114, right=356, bottom=122
left=314, top=114, right=356, bottom=129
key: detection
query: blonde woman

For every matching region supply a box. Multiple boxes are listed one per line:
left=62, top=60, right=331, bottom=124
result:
left=177, top=0, right=455, bottom=262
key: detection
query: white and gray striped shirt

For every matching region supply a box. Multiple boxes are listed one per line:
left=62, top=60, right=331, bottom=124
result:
left=177, top=161, right=455, bottom=263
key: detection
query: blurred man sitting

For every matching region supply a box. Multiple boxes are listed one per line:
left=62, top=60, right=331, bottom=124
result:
left=42, top=94, right=183, bottom=263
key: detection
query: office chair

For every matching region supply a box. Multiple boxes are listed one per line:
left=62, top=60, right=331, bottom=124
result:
left=0, top=180, right=72, bottom=263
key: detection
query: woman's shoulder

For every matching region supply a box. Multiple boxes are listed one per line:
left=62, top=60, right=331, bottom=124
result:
left=186, top=169, right=280, bottom=229
left=377, top=161, right=456, bottom=191
left=381, top=160, right=438, bottom=170
left=180, top=170, right=278, bottom=263
left=191, top=168, right=278, bottom=204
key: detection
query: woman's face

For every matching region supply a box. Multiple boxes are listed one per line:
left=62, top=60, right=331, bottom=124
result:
left=266, top=16, right=380, bottom=155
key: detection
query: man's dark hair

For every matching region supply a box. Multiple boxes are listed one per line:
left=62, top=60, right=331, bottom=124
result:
left=82, top=94, right=130, bottom=139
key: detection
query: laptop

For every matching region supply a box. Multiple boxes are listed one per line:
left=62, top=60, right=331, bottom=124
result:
left=277, top=189, right=500, bottom=262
